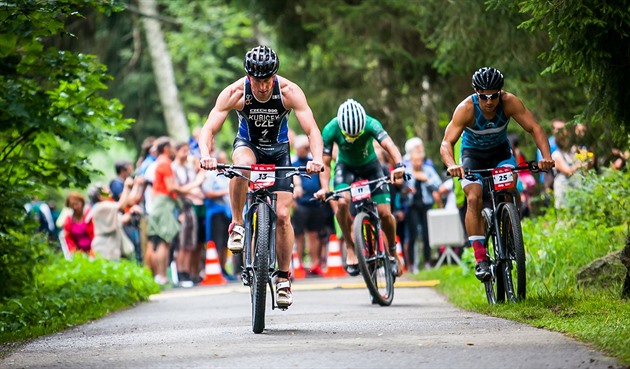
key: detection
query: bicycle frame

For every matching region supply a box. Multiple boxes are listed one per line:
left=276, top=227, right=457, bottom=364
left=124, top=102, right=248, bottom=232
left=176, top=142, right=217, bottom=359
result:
left=242, top=190, right=278, bottom=286
left=324, top=176, right=395, bottom=306
left=216, top=163, right=309, bottom=325
left=326, top=176, right=390, bottom=253
left=465, top=160, right=543, bottom=303
left=466, top=163, right=533, bottom=260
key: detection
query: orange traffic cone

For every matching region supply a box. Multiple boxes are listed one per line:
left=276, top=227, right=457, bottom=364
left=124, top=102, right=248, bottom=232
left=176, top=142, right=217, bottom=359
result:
left=291, top=244, right=306, bottom=279
left=201, top=241, right=227, bottom=286
left=395, top=236, right=406, bottom=273
left=325, top=234, right=346, bottom=278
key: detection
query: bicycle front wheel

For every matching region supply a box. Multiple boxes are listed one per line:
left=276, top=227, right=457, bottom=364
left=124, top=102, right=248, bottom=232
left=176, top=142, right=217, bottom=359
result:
left=353, top=212, right=394, bottom=306
left=499, top=202, right=526, bottom=302
left=482, top=208, right=501, bottom=304
left=251, top=204, right=271, bottom=333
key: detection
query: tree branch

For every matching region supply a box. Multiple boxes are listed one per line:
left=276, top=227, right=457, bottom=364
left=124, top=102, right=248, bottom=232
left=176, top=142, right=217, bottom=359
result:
left=0, top=128, right=37, bottom=162
left=125, top=4, right=182, bottom=26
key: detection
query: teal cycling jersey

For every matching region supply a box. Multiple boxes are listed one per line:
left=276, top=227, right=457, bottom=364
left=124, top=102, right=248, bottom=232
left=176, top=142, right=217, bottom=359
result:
left=461, top=94, right=510, bottom=150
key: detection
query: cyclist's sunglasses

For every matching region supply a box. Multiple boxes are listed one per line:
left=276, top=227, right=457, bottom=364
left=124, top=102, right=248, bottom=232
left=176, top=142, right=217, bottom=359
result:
left=477, top=91, right=501, bottom=101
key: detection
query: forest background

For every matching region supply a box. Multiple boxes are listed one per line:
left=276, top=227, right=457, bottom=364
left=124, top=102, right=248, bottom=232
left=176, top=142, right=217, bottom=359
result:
left=1, top=0, right=629, bottom=302
left=23, top=0, right=630, bottom=180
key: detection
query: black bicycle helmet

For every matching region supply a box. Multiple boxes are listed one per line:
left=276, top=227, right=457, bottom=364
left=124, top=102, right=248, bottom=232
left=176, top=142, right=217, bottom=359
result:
left=471, top=67, right=504, bottom=90
left=244, top=45, right=279, bottom=79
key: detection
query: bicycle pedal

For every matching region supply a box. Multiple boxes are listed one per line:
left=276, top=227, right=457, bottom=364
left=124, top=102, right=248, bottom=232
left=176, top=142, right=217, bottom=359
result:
left=240, top=270, right=251, bottom=286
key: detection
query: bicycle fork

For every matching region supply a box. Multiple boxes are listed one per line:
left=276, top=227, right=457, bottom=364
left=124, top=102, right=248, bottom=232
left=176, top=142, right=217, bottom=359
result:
left=241, top=193, right=278, bottom=287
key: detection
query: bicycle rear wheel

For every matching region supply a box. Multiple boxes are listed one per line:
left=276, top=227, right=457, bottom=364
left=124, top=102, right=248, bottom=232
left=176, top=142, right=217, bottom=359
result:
left=353, top=212, right=394, bottom=306
left=500, top=202, right=526, bottom=302
left=251, top=205, right=271, bottom=333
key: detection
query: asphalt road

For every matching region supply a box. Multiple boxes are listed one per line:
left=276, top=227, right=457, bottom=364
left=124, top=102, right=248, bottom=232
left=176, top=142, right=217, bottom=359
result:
left=0, top=276, right=624, bottom=369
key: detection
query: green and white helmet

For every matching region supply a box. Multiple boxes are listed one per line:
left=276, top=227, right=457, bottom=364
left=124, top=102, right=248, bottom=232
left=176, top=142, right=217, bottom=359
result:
left=337, top=99, right=366, bottom=137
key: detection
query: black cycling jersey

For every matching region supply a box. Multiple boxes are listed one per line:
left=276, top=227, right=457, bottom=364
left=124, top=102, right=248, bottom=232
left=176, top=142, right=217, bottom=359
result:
left=236, top=76, right=291, bottom=147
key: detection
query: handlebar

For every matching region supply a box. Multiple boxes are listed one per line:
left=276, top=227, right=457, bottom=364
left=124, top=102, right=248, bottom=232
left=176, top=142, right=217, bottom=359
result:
left=212, top=163, right=323, bottom=186
left=464, top=160, right=547, bottom=177
left=216, top=163, right=308, bottom=172
left=446, top=160, right=551, bottom=180
left=315, top=176, right=391, bottom=203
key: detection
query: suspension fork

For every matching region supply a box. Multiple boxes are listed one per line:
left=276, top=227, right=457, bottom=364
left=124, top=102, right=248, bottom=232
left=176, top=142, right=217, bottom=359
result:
left=243, top=192, right=278, bottom=270
left=243, top=192, right=255, bottom=269
left=268, top=193, right=278, bottom=272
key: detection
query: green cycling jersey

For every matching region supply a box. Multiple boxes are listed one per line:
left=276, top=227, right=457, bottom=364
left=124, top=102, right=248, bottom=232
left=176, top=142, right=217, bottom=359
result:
left=322, top=115, right=389, bottom=165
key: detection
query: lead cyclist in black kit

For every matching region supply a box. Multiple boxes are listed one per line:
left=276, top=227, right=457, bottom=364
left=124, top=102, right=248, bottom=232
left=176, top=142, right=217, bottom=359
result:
left=199, top=46, right=324, bottom=308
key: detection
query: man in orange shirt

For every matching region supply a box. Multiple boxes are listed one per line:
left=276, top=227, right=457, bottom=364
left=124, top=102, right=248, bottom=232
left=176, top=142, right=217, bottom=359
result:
left=147, top=137, right=199, bottom=285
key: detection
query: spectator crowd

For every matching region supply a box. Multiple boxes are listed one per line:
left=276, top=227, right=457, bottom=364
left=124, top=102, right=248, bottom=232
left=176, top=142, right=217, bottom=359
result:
left=25, top=120, right=628, bottom=283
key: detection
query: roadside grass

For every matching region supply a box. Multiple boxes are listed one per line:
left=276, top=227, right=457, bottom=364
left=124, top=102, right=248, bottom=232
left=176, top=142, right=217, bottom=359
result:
left=0, top=253, right=159, bottom=348
left=419, top=266, right=630, bottom=366
left=418, top=169, right=630, bottom=365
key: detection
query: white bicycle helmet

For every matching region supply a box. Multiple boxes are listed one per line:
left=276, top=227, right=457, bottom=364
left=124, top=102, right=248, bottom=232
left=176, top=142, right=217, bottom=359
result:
left=337, top=99, right=366, bottom=137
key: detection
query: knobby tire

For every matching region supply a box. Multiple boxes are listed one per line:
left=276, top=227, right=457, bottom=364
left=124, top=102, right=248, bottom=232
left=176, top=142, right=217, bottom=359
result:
left=482, top=208, right=502, bottom=304
left=252, top=204, right=271, bottom=333
left=353, top=212, right=394, bottom=306
left=500, top=202, right=526, bottom=302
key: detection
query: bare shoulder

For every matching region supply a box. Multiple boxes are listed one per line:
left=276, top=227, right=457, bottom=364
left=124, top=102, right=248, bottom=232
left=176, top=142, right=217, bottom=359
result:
left=500, top=91, right=526, bottom=115
left=453, top=96, right=475, bottom=126
left=278, top=76, right=306, bottom=108
left=219, top=77, right=246, bottom=110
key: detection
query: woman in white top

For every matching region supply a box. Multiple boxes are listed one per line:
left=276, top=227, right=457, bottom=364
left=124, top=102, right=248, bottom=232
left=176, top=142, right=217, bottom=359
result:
left=551, top=129, right=581, bottom=209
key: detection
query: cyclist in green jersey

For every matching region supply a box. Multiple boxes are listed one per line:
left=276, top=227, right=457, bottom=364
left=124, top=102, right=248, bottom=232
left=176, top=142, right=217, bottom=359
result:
left=314, top=99, right=406, bottom=276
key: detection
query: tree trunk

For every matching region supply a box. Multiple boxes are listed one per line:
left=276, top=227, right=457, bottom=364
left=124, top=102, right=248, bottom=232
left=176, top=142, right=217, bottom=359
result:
left=138, top=0, right=189, bottom=141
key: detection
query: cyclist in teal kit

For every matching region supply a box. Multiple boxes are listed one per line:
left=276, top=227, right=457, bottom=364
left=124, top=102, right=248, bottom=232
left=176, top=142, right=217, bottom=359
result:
left=199, top=46, right=324, bottom=308
left=314, top=99, right=405, bottom=277
left=440, top=67, right=554, bottom=281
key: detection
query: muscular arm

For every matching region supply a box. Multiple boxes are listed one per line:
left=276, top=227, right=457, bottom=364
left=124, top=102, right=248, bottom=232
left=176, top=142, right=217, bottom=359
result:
left=318, top=155, right=333, bottom=192
left=199, top=79, right=244, bottom=159
left=506, top=94, right=552, bottom=160
left=440, top=100, right=470, bottom=177
left=379, top=136, right=403, bottom=165
left=281, top=79, right=324, bottom=164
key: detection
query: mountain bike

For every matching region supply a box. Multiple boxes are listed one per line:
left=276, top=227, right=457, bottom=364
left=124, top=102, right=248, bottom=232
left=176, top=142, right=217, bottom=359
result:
left=321, top=176, right=396, bottom=306
left=463, top=161, right=545, bottom=304
left=216, top=163, right=309, bottom=333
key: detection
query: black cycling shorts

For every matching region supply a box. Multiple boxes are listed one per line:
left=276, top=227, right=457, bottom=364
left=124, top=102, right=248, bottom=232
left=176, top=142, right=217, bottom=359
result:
left=233, top=138, right=293, bottom=193
left=460, top=141, right=516, bottom=186
left=334, top=160, right=390, bottom=204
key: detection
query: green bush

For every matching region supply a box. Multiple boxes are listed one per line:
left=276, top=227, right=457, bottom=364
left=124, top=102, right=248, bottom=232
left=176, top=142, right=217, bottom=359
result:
left=522, top=169, right=629, bottom=295
left=0, top=228, right=51, bottom=299
left=562, top=169, right=630, bottom=227
left=0, top=253, right=159, bottom=343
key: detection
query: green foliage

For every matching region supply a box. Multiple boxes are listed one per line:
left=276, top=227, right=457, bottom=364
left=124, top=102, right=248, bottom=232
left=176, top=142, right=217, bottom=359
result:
left=522, top=169, right=629, bottom=294
left=562, top=169, right=630, bottom=227
left=419, top=169, right=630, bottom=364
left=158, top=0, right=256, bottom=150
left=0, top=0, right=133, bottom=299
left=423, top=266, right=630, bottom=365
left=239, top=0, right=589, bottom=157
left=0, top=230, right=50, bottom=299
left=492, top=0, right=630, bottom=145
left=0, top=253, right=158, bottom=343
